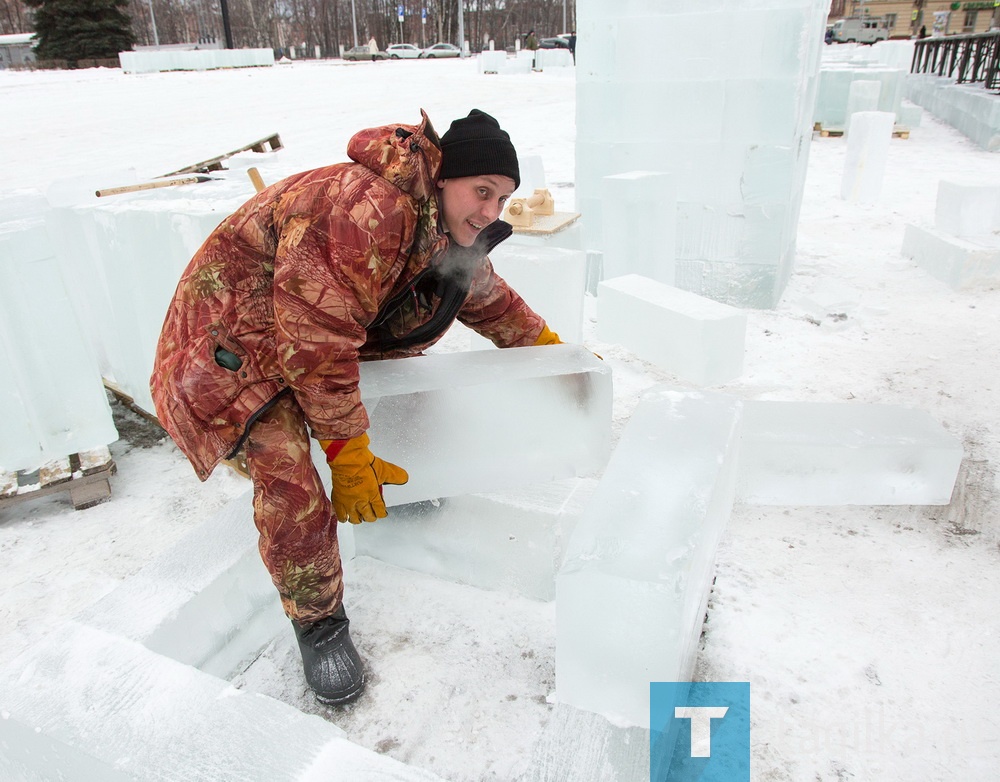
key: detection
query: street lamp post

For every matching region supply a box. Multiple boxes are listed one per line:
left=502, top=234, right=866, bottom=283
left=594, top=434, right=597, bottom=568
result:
left=457, top=0, right=465, bottom=56
left=351, top=0, right=359, bottom=48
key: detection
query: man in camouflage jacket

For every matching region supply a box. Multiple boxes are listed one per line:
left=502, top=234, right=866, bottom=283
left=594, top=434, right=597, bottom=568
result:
left=151, top=109, right=560, bottom=705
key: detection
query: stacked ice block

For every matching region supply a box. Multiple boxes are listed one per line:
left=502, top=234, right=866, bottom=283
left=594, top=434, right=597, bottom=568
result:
left=814, top=65, right=906, bottom=129
left=0, top=218, right=118, bottom=473
left=44, top=174, right=253, bottom=414
left=905, top=73, right=1000, bottom=152
left=576, top=0, right=829, bottom=308
left=901, top=180, right=1000, bottom=289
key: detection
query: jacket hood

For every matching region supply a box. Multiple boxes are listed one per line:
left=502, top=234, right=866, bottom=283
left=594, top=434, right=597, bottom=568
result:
left=347, top=109, right=442, bottom=204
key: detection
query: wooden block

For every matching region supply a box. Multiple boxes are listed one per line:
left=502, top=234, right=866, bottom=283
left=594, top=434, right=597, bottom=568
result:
left=79, top=446, right=114, bottom=475
left=1, top=471, right=17, bottom=498
left=39, top=457, right=72, bottom=487
left=70, top=474, right=112, bottom=510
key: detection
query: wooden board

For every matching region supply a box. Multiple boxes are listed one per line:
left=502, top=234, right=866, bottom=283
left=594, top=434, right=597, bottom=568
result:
left=510, top=210, right=581, bottom=236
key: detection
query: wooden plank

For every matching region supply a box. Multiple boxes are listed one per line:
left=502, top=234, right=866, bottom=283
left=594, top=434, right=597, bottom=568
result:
left=510, top=210, right=581, bottom=236
left=161, top=133, right=284, bottom=177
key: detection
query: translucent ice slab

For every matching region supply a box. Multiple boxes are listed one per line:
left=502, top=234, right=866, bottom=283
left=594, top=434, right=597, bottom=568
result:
left=328, top=345, right=613, bottom=507
left=901, top=223, right=1000, bottom=290
left=840, top=111, right=895, bottom=203
left=935, top=181, right=1000, bottom=239
left=353, top=478, right=595, bottom=601
left=737, top=400, right=964, bottom=505
left=601, top=172, right=676, bottom=284
left=598, top=274, right=746, bottom=386
left=0, top=220, right=117, bottom=472
left=556, top=387, right=743, bottom=727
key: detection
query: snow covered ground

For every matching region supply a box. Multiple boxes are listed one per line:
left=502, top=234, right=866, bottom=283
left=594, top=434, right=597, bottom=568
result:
left=1, top=55, right=999, bottom=781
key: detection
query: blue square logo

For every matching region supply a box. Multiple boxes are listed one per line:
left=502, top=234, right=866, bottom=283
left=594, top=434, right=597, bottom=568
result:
left=650, top=682, right=750, bottom=782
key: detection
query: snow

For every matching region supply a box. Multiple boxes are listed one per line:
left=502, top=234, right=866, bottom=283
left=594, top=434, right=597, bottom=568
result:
left=1, top=56, right=999, bottom=781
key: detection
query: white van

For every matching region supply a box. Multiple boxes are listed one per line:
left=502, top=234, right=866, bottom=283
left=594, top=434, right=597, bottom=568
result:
left=831, top=17, right=890, bottom=44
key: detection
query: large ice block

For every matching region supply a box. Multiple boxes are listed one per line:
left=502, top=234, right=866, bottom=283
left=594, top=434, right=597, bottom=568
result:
left=840, top=111, right=895, bottom=203
left=0, top=621, right=442, bottom=782
left=335, top=345, right=612, bottom=506
left=469, top=244, right=587, bottom=347
left=598, top=274, right=746, bottom=386
left=576, top=0, right=829, bottom=308
left=556, top=387, right=743, bottom=727
left=901, top=223, right=1000, bottom=290
left=844, top=79, right=881, bottom=135
left=934, top=181, right=1000, bottom=239
left=737, top=400, right=964, bottom=505
left=44, top=177, right=243, bottom=415
left=0, top=220, right=118, bottom=472
left=601, top=171, right=676, bottom=284
left=353, top=478, right=595, bottom=601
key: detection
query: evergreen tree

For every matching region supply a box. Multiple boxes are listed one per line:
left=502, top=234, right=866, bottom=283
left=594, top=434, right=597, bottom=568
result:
left=25, top=0, right=134, bottom=64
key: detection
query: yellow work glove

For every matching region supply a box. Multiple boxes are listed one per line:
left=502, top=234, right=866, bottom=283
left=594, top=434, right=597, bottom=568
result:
left=319, top=433, right=408, bottom=524
left=534, top=324, right=563, bottom=346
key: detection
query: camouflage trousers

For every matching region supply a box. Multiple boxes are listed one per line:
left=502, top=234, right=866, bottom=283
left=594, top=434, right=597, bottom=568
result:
left=244, top=393, right=343, bottom=624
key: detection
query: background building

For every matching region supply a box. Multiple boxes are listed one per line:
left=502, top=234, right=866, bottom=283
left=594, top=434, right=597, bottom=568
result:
left=829, top=0, right=1000, bottom=37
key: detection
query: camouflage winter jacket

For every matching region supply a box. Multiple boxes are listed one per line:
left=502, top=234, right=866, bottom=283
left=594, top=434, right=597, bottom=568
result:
left=151, top=110, right=545, bottom=480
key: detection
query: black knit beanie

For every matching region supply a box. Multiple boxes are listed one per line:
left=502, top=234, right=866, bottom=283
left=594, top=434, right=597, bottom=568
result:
left=439, top=109, right=520, bottom=188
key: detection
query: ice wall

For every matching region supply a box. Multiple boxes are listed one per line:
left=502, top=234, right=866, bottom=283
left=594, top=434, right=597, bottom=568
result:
left=0, top=218, right=118, bottom=472
left=905, top=73, right=1000, bottom=153
left=576, top=0, right=829, bottom=308
left=44, top=172, right=257, bottom=414
left=119, top=48, right=275, bottom=73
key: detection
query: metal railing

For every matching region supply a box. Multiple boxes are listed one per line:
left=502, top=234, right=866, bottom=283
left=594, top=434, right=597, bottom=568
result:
left=911, top=31, right=1000, bottom=91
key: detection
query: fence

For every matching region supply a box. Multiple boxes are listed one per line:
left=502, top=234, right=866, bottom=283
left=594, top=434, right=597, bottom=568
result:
left=911, top=30, right=1000, bottom=91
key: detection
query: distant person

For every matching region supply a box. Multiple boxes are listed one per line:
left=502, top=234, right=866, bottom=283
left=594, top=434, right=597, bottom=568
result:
left=525, top=30, right=539, bottom=50
left=151, top=109, right=563, bottom=707
left=367, top=35, right=378, bottom=60
left=568, top=30, right=577, bottom=62
left=919, top=24, right=928, bottom=39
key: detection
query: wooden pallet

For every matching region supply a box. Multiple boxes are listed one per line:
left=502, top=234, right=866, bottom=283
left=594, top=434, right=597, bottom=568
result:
left=161, top=133, right=284, bottom=177
left=0, top=447, right=117, bottom=511
left=813, top=122, right=910, bottom=139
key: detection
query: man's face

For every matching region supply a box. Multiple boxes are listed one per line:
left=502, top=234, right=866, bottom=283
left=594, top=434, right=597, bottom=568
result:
left=437, top=174, right=517, bottom=247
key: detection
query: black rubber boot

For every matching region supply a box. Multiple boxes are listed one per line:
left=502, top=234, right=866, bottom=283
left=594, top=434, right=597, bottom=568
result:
left=292, top=605, right=365, bottom=705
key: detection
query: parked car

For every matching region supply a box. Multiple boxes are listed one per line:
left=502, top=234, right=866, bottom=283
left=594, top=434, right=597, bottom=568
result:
left=386, top=43, right=421, bottom=59
left=538, top=36, right=569, bottom=49
left=343, top=45, right=387, bottom=61
left=830, top=17, right=890, bottom=44
left=420, top=42, right=461, bottom=58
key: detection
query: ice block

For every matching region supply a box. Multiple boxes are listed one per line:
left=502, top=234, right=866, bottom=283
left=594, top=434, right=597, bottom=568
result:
left=601, top=171, right=676, bottom=285
left=840, top=110, right=895, bottom=203
left=333, top=345, right=612, bottom=506
left=353, top=478, right=596, bottom=601
left=556, top=387, right=743, bottom=727
left=469, top=244, right=587, bottom=346
left=598, top=274, right=746, bottom=386
left=935, top=181, right=1000, bottom=239
left=737, top=400, right=964, bottom=505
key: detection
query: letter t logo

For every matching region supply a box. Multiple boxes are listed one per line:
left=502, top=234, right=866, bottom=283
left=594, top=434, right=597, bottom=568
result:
left=674, top=706, right=729, bottom=758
